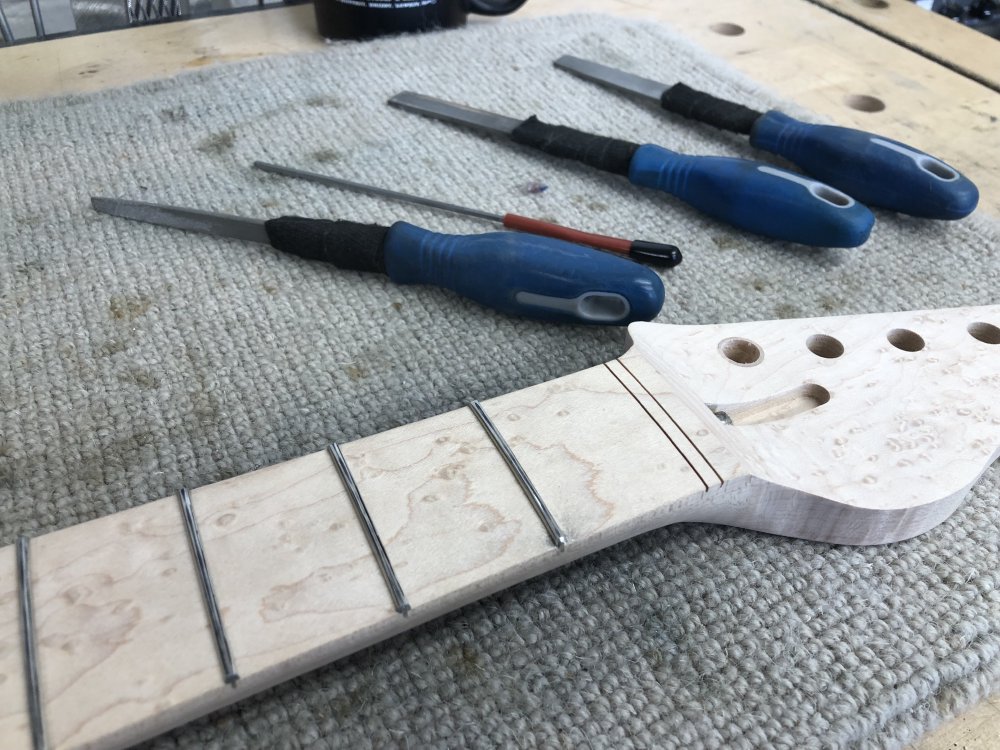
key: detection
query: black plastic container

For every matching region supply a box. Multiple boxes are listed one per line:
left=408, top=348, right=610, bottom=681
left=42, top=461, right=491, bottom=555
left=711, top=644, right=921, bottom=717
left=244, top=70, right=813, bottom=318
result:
left=314, top=0, right=529, bottom=40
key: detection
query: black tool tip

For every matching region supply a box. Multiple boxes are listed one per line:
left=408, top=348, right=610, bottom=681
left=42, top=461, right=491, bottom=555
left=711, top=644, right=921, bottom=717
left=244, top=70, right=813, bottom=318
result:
left=629, top=240, right=682, bottom=268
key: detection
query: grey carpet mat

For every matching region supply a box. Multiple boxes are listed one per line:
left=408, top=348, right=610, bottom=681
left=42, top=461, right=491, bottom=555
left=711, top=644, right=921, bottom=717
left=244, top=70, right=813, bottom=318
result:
left=2, top=12, right=999, bottom=749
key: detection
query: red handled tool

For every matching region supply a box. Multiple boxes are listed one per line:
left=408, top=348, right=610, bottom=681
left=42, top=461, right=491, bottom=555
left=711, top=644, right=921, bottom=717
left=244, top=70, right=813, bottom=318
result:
left=91, top=196, right=665, bottom=325
left=253, top=161, right=681, bottom=268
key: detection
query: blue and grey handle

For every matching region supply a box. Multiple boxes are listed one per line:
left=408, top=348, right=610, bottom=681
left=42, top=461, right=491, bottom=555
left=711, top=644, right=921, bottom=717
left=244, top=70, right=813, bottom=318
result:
left=511, top=116, right=874, bottom=248
left=660, top=84, right=979, bottom=219
left=264, top=217, right=665, bottom=325
left=749, top=112, right=979, bottom=219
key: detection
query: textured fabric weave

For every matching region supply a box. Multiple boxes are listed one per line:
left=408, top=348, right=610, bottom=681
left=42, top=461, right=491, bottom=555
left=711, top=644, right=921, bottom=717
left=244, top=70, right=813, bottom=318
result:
left=2, top=13, right=999, bottom=750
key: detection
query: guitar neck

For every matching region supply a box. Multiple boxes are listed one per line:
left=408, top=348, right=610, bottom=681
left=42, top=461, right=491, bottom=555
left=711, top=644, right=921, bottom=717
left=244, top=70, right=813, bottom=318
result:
left=0, top=353, right=742, bottom=750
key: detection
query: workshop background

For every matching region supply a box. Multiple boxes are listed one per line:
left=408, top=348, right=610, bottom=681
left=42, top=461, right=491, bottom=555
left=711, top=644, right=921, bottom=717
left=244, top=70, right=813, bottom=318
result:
left=3, top=10, right=1000, bottom=748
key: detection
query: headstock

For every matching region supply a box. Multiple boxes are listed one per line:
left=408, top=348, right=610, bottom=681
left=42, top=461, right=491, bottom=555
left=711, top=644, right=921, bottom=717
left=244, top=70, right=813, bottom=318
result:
left=628, top=306, right=1000, bottom=544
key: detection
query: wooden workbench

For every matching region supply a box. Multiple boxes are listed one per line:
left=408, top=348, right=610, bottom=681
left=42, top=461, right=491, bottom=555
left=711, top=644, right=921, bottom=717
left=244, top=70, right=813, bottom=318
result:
left=1, top=1, right=997, bottom=747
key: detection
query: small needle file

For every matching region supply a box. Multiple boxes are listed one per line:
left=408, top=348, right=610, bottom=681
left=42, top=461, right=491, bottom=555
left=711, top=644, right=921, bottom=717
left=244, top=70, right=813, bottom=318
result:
left=388, top=91, right=874, bottom=248
left=554, top=55, right=979, bottom=220
left=253, top=160, right=682, bottom=268
left=90, top=197, right=665, bottom=325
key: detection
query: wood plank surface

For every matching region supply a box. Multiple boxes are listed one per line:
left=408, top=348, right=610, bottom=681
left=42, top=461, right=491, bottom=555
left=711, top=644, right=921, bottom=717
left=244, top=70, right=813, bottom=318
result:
left=810, top=0, right=1000, bottom=92
left=911, top=694, right=1000, bottom=750
left=1, top=0, right=997, bottom=215
left=590, top=0, right=1000, bottom=216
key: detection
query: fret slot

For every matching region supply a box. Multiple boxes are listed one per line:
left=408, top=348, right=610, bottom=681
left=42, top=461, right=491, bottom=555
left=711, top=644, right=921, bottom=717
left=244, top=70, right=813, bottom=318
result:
left=480, top=364, right=715, bottom=544
left=327, top=443, right=410, bottom=615
left=176, top=488, right=239, bottom=685
left=336, top=408, right=557, bottom=609
left=616, top=350, right=748, bottom=481
left=605, top=359, right=721, bottom=488
left=466, top=399, right=567, bottom=549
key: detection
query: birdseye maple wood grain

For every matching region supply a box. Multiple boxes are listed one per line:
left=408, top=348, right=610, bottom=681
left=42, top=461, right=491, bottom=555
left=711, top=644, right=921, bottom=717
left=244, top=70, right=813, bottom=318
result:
left=1, top=305, right=997, bottom=750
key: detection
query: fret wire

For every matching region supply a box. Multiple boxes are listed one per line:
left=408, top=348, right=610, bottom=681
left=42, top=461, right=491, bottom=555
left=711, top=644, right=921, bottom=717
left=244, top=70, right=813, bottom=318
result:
left=17, top=536, right=46, bottom=750
left=466, top=399, right=568, bottom=549
left=176, top=488, right=239, bottom=685
left=327, top=443, right=411, bottom=615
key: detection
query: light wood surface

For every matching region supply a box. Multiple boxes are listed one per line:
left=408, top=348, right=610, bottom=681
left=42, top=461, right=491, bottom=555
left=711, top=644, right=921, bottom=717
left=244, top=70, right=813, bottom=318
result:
left=913, top=694, right=1000, bottom=750
left=2, top=2, right=998, bottom=747
left=632, top=307, right=1000, bottom=518
left=1, top=306, right=998, bottom=749
left=0, top=359, right=727, bottom=749
left=811, top=0, right=1000, bottom=92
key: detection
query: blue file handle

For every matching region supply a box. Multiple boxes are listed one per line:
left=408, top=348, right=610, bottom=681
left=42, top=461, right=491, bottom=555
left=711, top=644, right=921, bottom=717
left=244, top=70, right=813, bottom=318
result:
left=383, top=222, right=665, bottom=325
left=750, top=111, right=979, bottom=219
left=627, top=144, right=875, bottom=248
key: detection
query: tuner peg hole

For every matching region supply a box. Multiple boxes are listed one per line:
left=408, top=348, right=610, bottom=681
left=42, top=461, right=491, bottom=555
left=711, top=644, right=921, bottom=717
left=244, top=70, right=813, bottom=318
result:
left=807, top=334, right=845, bottom=359
left=719, top=337, right=762, bottom=366
left=968, top=321, right=1000, bottom=345
left=887, top=328, right=925, bottom=352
